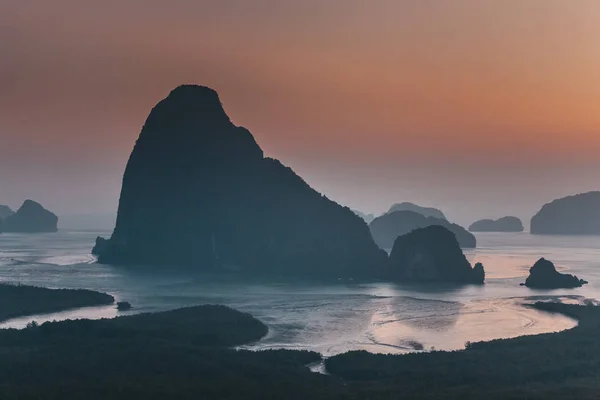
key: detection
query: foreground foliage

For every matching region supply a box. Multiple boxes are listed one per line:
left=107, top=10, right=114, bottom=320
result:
left=0, top=301, right=599, bottom=398
left=0, top=305, right=336, bottom=399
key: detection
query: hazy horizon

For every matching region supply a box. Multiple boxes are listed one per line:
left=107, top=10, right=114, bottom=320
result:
left=2, top=0, right=599, bottom=226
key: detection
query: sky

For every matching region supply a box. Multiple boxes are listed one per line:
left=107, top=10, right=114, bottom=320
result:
left=1, top=0, right=600, bottom=226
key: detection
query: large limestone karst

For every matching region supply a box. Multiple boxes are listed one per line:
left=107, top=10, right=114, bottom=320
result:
left=531, top=192, right=600, bottom=235
left=387, top=202, right=446, bottom=220
left=94, top=85, right=387, bottom=278
left=369, top=210, right=476, bottom=250
left=469, top=216, right=524, bottom=232
left=3, top=200, right=58, bottom=233
left=389, top=225, right=484, bottom=284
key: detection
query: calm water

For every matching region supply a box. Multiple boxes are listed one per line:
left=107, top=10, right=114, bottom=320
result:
left=1, top=230, right=599, bottom=355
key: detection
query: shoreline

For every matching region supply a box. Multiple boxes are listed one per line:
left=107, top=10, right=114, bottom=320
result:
left=0, top=297, right=596, bottom=398
left=0, top=283, right=114, bottom=322
left=0, top=286, right=579, bottom=356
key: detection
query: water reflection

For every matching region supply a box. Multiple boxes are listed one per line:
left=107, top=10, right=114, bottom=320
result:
left=0, top=230, right=593, bottom=356
left=0, top=304, right=121, bottom=329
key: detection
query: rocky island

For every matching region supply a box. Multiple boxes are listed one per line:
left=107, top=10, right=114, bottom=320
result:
left=388, top=225, right=484, bottom=284
left=369, top=210, right=476, bottom=249
left=531, top=191, right=600, bottom=235
left=94, top=85, right=387, bottom=278
left=469, top=216, right=524, bottom=232
left=2, top=200, right=58, bottom=233
left=387, top=202, right=446, bottom=220
left=523, top=258, right=587, bottom=289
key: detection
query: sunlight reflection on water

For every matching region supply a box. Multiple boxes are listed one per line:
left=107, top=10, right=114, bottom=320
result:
left=0, top=230, right=597, bottom=355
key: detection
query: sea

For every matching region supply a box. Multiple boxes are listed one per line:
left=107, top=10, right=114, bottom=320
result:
left=0, top=230, right=599, bottom=356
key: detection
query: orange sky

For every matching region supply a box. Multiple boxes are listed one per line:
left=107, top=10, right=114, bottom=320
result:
left=1, top=0, right=599, bottom=224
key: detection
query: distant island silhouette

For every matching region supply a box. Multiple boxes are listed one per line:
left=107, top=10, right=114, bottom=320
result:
left=94, top=85, right=387, bottom=278
left=469, top=216, right=524, bottom=232
left=387, top=202, right=446, bottom=220
left=352, top=209, right=375, bottom=223
left=369, top=210, right=476, bottom=249
left=0, top=205, right=13, bottom=219
left=531, top=191, right=600, bottom=235
left=1, top=200, right=58, bottom=233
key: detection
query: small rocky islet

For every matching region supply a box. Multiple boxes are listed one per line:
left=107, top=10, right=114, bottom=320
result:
left=469, top=216, right=524, bottom=232
left=523, top=258, right=588, bottom=289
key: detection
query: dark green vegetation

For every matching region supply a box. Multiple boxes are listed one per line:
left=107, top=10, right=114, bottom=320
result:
left=326, top=302, right=600, bottom=399
left=369, top=210, right=476, bottom=249
left=389, top=225, right=484, bottom=284
left=0, top=305, right=338, bottom=399
left=524, top=258, right=587, bottom=289
left=0, top=283, right=114, bottom=321
left=0, top=301, right=598, bottom=398
left=95, top=85, right=386, bottom=278
left=0, top=305, right=268, bottom=347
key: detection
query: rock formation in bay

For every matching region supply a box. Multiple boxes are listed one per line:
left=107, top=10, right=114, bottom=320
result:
left=523, top=258, right=587, bottom=289
left=94, top=85, right=387, bottom=278
left=389, top=225, right=484, bottom=284
left=531, top=192, right=600, bottom=235
left=3, top=200, right=58, bottom=233
left=388, top=202, right=446, bottom=220
left=369, top=210, right=476, bottom=249
left=469, top=216, right=524, bottom=232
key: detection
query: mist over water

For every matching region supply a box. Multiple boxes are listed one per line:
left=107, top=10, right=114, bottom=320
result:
left=1, top=230, right=598, bottom=355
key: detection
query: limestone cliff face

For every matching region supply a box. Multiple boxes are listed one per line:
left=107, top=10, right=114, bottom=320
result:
left=3, top=200, right=58, bottom=233
left=531, top=192, right=600, bottom=235
left=96, top=85, right=387, bottom=278
left=389, top=225, right=484, bottom=284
